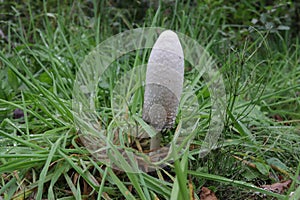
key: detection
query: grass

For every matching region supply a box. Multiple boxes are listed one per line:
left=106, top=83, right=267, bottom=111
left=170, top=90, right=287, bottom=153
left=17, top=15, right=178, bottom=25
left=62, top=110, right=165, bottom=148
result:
left=0, top=0, right=299, bottom=199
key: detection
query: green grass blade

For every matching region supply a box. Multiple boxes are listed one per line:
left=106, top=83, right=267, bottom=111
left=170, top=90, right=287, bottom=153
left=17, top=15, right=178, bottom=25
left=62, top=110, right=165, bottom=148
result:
left=171, top=146, right=189, bottom=200
left=36, top=137, right=62, bottom=200
left=108, top=168, right=136, bottom=200
left=188, top=170, right=285, bottom=199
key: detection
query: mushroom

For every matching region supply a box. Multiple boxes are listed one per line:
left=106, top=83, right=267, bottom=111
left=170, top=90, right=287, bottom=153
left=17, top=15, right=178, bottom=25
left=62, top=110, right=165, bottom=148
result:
left=142, top=30, right=184, bottom=152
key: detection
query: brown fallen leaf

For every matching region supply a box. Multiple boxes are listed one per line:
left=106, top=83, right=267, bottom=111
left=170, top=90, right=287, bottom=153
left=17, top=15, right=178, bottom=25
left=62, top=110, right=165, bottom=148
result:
left=200, top=187, right=218, bottom=200
left=261, top=179, right=291, bottom=194
left=189, top=177, right=195, bottom=200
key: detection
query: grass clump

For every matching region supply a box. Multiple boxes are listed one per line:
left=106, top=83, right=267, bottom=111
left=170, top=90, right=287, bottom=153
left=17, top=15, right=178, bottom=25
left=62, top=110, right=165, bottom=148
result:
left=0, top=0, right=299, bottom=199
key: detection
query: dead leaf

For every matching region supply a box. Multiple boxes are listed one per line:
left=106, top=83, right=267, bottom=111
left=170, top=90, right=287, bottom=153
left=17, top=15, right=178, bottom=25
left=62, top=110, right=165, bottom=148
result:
left=200, top=187, right=218, bottom=200
left=189, top=177, right=195, bottom=200
left=261, top=180, right=291, bottom=194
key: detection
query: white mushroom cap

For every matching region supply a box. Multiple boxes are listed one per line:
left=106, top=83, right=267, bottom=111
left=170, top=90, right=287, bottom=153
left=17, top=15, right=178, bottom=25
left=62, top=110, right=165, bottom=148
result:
left=143, top=30, right=184, bottom=131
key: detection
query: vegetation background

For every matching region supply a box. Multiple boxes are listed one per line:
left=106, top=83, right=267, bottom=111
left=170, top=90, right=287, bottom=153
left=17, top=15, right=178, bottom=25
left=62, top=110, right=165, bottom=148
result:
left=0, top=0, right=299, bottom=199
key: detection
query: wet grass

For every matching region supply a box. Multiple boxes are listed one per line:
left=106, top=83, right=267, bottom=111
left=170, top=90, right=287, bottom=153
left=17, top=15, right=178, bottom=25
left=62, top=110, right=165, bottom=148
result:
left=0, top=0, right=299, bottom=199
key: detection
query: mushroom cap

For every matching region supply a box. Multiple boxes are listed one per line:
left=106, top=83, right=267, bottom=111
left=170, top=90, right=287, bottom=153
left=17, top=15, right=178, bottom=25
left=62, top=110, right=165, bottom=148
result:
left=143, top=30, right=184, bottom=131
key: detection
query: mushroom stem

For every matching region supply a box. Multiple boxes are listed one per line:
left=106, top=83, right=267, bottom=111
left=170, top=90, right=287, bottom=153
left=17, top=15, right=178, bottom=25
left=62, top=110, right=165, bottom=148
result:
left=150, top=132, right=161, bottom=151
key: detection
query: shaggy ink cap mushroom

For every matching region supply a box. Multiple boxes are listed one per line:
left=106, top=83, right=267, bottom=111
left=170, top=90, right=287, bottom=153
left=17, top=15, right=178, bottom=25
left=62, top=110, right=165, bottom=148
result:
left=143, top=30, right=184, bottom=151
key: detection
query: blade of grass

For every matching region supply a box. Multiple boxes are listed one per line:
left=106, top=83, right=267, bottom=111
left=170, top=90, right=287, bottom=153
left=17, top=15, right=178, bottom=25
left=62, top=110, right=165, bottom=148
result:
left=97, top=167, right=108, bottom=200
left=291, top=185, right=300, bottom=200
left=171, top=145, right=189, bottom=200
left=106, top=142, right=148, bottom=200
left=58, top=149, right=99, bottom=190
left=48, top=161, right=71, bottom=200
left=107, top=168, right=136, bottom=200
left=0, top=158, right=46, bottom=173
left=187, top=170, right=285, bottom=199
left=64, top=172, right=81, bottom=200
left=0, top=129, right=44, bottom=151
left=141, top=173, right=172, bottom=197
left=36, top=136, right=62, bottom=200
